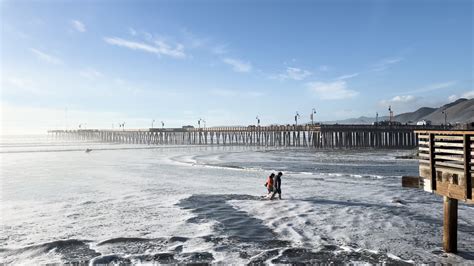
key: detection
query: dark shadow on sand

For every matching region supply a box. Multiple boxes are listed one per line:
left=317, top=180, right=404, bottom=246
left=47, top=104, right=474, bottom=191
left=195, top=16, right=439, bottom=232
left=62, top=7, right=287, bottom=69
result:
left=178, top=194, right=276, bottom=242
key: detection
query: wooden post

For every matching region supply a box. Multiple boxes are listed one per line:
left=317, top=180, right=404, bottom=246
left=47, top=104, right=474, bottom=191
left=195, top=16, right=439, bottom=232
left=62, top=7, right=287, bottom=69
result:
left=464, top=134, right=472, bottom=199
left=443, top=196, right=458, bottom=253
left=429, top=133, right=436, bottom=191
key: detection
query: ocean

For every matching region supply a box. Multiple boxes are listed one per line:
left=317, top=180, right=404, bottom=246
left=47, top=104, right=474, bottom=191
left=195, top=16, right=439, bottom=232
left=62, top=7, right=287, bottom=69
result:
left=1, top=135, right=473, bottom=264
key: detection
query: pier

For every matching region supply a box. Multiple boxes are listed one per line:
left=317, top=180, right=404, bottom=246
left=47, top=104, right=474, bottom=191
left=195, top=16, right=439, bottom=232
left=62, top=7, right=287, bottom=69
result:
left=48, top=124, right=446, bottom=149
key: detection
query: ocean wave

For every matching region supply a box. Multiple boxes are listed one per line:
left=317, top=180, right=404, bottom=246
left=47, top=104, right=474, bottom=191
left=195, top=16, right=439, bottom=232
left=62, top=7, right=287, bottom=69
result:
left=0, top=239, right=99, bottom=264
left=0, top=145, right=181, bottom=154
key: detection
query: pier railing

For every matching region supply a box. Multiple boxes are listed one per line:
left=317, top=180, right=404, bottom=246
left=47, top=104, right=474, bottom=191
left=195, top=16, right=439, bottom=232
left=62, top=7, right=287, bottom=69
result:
left=403, top=130, right=473, bottom=253
left=417, top=130, right=473, bottom=201
left=48, top=124, right=447, bottom=149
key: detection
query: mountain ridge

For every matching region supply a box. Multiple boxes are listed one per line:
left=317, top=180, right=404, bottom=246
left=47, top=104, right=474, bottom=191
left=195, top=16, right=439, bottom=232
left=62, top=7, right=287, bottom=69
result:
left=324, top=98, right=473, bottom=125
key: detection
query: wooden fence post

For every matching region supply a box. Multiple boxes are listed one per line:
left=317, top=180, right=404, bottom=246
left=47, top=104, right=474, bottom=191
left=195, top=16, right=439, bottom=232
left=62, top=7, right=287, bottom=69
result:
left=429, top=133, right=437, bottom=190
left=464, top=134, right=472, bottom=200
left=443, top=196, right=458, bottom=253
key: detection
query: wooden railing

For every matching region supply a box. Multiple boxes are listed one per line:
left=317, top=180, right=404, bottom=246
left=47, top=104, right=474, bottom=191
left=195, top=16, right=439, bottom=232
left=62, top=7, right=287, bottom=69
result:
left=403, top=130, right=473, bottom=253
left=417, top=130, right=473, bottom=202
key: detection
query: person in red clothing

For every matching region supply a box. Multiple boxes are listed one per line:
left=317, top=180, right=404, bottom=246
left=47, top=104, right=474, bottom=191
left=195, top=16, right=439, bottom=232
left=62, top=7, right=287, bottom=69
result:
left=264, top=173, right=275, bottom=194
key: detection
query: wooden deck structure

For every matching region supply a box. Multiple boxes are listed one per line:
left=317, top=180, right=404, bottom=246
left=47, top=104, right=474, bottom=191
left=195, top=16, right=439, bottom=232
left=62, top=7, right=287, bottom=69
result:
left=48, top=124, right=446, bottom=149
left=403, top=130, right=473, bottom=253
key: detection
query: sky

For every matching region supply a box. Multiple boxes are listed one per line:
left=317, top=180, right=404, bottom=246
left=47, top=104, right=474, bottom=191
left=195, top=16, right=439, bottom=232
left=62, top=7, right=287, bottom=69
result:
left=1, top=0, right=473, bottom=134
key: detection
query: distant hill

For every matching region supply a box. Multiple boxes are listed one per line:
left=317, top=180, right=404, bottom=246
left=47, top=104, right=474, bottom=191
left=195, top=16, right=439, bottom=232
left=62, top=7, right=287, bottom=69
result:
left=393, top=107, right=437, bottom=123
left=420, top=98, right=474, bottom=124
left=326, top=98, right=474, bottom=125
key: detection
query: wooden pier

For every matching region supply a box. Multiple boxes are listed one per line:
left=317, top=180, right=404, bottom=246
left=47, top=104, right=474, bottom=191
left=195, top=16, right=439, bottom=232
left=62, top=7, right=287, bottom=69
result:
left=48, top=124, right=446, bottom=149
left=403, top=130, right=473, bottom=253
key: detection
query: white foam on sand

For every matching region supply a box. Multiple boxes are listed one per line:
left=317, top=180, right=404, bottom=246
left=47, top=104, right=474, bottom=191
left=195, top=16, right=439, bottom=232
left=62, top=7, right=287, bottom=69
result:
left=2, top=143, right=473, bottom=264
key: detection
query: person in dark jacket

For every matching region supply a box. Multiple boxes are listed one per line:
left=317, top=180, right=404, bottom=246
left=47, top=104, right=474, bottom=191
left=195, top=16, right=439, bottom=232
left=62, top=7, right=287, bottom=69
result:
left=270, top=172, right=283, bottom=200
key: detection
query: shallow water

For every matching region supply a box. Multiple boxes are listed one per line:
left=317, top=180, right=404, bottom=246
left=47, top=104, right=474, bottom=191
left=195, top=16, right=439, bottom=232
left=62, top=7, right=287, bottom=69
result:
left=1, top=135, right=473, bottom=264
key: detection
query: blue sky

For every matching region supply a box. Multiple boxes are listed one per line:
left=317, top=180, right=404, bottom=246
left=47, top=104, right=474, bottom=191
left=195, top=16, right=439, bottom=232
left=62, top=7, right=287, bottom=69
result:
left=1, top=0, right=473, bottom=133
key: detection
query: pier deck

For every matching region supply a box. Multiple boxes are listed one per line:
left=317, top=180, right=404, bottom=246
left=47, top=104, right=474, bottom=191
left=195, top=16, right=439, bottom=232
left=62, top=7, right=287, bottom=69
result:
left=49, top=124, right=446, bottom=149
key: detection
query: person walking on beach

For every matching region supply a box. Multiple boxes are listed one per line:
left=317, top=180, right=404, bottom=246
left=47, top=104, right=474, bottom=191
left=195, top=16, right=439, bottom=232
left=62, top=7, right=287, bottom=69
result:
left=270, top=172, right=283, bottom=200
left=264, top=173, right=275, bottom=194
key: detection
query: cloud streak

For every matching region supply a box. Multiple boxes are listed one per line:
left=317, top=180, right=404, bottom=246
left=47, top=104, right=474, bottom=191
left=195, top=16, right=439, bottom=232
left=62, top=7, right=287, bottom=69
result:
left=222, top=57, right=252, bottom=72
left=71, top=20, right=86, bottom=32
left=210, top=89, right=263, bottom=97
left=274, top=67, right=312, bottom=81
left=398, top=81, right=457, bottom=95
left=336, top=73, right=359, bottom=80
left=104, top=37, right=186, bottom=59
left=30, top=48, right=63, bottom=65
left=79, top=68, right=103, bottom=79
left=307, top=81, right=358, bottom=100
left=371, top=57, right=403, bottom=72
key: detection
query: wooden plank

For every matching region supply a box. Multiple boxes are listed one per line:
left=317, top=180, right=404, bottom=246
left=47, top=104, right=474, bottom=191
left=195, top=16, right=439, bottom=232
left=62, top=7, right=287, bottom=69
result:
left=419, top=147, right=430, bottom=152
left=418, top=134, right=429, bottom=139
left=436, top=161, right=464, bottom=169
left=436, top=166, right=467, bottom=175
left=402, top=176, right=422, bottom=188
left=443, top=196, right=458, bottom=253
left=419, top=141, right=429, bottom=146
left=419, top=159, right=430, bottom=165
left=435, top=155, right=464, bottom=162
left=434, top=148, right=464, bottom=155
left=435, top=181, right=467, bottom=200
left=419, top=153, right=430, bottom=159
left=435, top=142, right=464, bottom=148
left=435, top=135, right=464, bottom=141
left=415, top=130, right=474, bottom=135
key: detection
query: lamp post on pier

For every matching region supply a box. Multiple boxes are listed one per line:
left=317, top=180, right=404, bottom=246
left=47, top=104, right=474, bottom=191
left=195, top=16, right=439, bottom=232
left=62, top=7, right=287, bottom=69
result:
left=295, top=112, right=300, bottom=127
left=442, top=109, right=448, bottom=127
left=256, top=116, right=260, bottom=127
left=161, top=121, right=164, bottom=129
left=198, top=118, right=203, bottom=129
left=151, top=119, right=155, bottom=129
left=310, top=108, right=316, bottom=125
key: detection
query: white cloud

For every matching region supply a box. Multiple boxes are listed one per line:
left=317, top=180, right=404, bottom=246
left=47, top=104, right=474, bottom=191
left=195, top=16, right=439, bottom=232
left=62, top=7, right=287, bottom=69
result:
left=448, top=90, right=474, bottom=101
left=2, top=76, right=43, bottom=94
left=30, top=48, right=63, bottom=65
left=399, top=81, right=457, bottom=95
left=104, top=37, right=186, bottom=59
left=210, top=89, right=237, bottom=97
left=210, top=89, right=263, bottom=97
left=212, top=44, right=228, bottom=55
left=448, top=94, right=458, bottom=102
left=128, top=27, right=137, bottom=36
left=378, top=95, right=421, bottom=113
left=371, top=57, right=403, bottom=72
left=307, top=81, right=358, bottom=100
left=276, top=67, right=312, bottom=81
left=462, top=91, right=474, bottom=99
left=79, top=68, right=103, bottom=79
left=319, top=65, right=330, bottom=71
left=336, top=73, right=359, bottom=80
left=222, top=57, right=252, bottom=73
left=380, top=95, right=417, bottom=105
left=71, top=20, right=86, bottom=32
